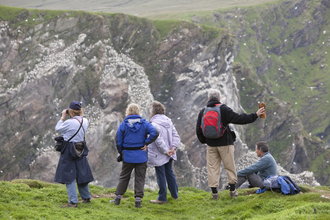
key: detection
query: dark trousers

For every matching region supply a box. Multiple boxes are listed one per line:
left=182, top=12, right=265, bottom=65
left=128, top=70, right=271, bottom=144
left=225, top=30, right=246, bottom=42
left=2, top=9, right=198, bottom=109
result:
left=115, top=161, right=147, bottom=198
left=235, top=173, right=263, bottom=189
left=155, top=159, right=178, bottom=201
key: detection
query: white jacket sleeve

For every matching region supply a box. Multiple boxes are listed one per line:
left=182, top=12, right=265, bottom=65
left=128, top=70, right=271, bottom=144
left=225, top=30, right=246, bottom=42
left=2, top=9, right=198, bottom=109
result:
left=153, top=124, right=170, bottom=155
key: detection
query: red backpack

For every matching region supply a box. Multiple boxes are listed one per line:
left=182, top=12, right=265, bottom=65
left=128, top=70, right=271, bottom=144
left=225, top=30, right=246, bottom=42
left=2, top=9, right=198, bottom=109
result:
left=201, top=104, right=226, bottom=139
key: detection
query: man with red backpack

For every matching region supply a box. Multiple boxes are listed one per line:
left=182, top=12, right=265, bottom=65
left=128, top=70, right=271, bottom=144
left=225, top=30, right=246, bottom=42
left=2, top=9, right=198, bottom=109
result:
left=196, top=89, right=265, bottom=199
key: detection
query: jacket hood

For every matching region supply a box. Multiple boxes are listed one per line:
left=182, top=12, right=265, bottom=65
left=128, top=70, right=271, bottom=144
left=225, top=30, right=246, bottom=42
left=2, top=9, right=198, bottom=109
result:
left=124, top=115, right=143, bottom=132
left=150, top=114, right=171, bottom=129
left=206, top=98, right=221, bottom=107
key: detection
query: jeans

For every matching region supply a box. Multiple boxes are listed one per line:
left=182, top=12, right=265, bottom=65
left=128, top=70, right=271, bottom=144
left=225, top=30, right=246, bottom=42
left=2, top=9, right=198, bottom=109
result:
left=66, top=180, right=91, bottom=204
left=155, top=159, right=178, bottom=202
left=235, top=173, right=263, bottom=189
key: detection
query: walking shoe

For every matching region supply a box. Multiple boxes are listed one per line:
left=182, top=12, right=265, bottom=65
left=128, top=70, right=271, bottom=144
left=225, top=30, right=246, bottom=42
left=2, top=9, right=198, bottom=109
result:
left=82, top=199, right=91, bottom=203
left=109, top=198, right=121, bottom=205
left=230, top=190, right=239, bottom=198
left=150, top=199, right=167, bottom=204
left=135, top=201, right=142, bottom=208
left=212, top=193, right=219, bottom=200
left=61, top=202, right=77, bottom=208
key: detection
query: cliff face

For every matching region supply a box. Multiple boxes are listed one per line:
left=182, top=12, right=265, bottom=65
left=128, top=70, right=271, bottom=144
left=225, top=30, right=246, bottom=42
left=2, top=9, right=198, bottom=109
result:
left=0, top=10, right=252, bottom=189
left=0, top=1, right=326, bottom=190
left=187, top=0, right=330, bottom=185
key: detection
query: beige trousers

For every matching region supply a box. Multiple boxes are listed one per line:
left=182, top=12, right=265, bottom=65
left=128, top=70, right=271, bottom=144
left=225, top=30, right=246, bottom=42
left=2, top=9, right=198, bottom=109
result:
left=207, top=145, right=237, bottom=187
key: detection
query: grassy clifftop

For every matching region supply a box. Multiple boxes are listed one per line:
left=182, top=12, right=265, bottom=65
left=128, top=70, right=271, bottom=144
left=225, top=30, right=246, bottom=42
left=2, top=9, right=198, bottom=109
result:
left=1, top=179, right=330, bottom=219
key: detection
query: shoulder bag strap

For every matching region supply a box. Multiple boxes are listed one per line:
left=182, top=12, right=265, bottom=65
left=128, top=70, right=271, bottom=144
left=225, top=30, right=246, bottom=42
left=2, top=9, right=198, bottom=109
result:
left=67, top=118, right=83, bottom=142
left=75, top=117, right=86, bottom=141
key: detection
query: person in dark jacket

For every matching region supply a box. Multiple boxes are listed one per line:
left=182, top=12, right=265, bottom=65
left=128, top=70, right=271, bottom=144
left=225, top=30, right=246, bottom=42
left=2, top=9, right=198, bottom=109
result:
left=54, top=101, right=94, bottom=208
left=110, top=103, right=159, bottom=208
left=236, top=141, right=277, bottom=189
left=196, top=89, right=265, bottom=199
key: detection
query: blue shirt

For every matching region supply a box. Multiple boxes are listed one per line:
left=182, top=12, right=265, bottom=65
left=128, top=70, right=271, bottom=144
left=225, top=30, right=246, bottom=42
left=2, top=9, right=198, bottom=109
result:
left=55, top=116, right=88, bottom=142
left=237, top=152, right=277, bottom=180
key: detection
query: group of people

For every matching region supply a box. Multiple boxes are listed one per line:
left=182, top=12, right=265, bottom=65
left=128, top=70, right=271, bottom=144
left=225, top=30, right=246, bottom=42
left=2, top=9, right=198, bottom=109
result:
left=54, top=89, right=277, bottom=208
left=109, top=101, right=180, bottom=208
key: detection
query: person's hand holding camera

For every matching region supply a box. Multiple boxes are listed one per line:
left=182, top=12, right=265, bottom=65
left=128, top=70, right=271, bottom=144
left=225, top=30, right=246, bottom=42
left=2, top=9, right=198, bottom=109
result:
left=61, top=109, right=69, bottom=121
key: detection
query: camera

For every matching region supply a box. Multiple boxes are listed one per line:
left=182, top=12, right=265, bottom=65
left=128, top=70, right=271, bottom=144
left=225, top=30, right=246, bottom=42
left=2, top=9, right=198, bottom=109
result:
left=59, top=109, right=69, bottom=115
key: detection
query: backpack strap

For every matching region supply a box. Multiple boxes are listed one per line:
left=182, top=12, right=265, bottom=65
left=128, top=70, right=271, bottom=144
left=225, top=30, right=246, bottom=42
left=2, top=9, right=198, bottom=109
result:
left=215, top=104, right=230, bottom=144
left=283, top=177, right=299, bottom=195
left=283, top=178, right=294, bottom=195
left=284, top=176, right=301, bottom=193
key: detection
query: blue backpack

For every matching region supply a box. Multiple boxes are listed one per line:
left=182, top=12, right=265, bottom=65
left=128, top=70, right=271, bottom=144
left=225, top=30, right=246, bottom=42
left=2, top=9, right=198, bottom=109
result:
left=257, top=175, right=301, bottom=195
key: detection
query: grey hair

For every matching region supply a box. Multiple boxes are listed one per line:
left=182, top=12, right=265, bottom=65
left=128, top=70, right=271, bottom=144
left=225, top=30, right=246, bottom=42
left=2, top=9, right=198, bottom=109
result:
left=256, top=141, right=269, bottom=152
left=150, top=101, right=165, bottom=115
left=126, top=103, right=140, bottom=116
left=208, top=89, right=221, bottom=100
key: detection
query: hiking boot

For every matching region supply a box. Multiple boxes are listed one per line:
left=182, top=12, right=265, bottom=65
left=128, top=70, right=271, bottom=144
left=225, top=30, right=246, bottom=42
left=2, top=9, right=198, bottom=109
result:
left=212, top=193, right=219, bottom=200
left=135, top=201, right=142, bottom=208
left=230, top=190, right=239, bottom=198
left=82, top=199, right=91, bottom=203
left=109, top=198, right=121, bottom=205
left=150, top=199, right=167, bottom=204
left=61, top=202, right=77, bottom=208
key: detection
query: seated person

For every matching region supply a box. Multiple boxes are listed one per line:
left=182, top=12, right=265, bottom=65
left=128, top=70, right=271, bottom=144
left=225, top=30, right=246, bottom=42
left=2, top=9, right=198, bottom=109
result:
left=235, top=141, right=277, bottom=189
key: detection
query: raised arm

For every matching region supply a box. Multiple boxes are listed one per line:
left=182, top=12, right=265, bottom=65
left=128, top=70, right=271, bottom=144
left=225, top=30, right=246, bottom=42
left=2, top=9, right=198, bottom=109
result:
left=222, top=105, right=258, bottom=125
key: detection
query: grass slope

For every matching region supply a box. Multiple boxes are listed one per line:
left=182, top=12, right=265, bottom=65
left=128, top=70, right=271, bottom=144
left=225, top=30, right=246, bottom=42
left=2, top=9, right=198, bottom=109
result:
left=1, top=179, right=330, bottom=220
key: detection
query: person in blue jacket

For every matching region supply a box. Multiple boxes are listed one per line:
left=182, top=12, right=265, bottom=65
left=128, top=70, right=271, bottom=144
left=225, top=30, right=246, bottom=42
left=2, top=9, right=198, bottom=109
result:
left=235, top=141, right=277, bottom=189
left=54, top=101, right=94, bottom=208
left=110, top=103, right=159, bottom=208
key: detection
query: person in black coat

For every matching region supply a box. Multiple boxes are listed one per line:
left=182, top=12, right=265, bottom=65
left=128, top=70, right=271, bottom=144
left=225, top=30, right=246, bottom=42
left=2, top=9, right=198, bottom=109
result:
left=196, top=89, right=265, bottom=199
left=54, top=101, right=94, bottom=208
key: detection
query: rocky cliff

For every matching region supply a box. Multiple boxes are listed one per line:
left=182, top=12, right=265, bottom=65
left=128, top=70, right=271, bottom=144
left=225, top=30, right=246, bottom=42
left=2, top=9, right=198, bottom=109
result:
left=182, top=0, right=330, bottom=185
left=0, top=9, right=248, bottom=189
left=0, top=3, right=323, bottom=190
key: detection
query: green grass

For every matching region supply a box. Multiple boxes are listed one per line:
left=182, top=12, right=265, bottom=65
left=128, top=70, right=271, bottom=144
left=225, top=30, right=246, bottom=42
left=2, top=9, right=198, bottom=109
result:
left=1, top=179, right=330, bottom=219
left=0, top=5, right=86, bottom=30
left=152, top=20, right=183, bottom=39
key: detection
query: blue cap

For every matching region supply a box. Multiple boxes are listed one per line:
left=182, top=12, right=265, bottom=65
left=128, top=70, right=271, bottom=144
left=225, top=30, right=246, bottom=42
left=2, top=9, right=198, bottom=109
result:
left=68, top=101, right=81, bottom=110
